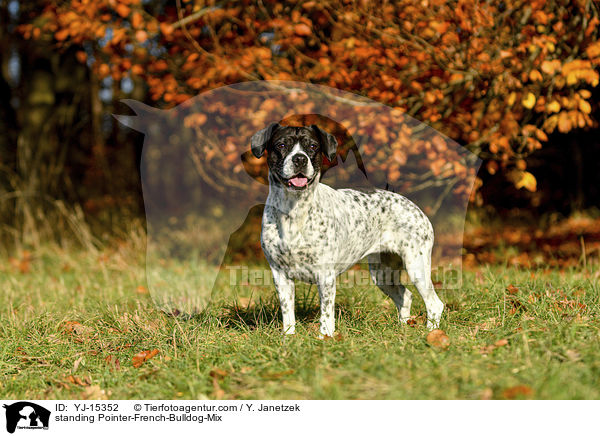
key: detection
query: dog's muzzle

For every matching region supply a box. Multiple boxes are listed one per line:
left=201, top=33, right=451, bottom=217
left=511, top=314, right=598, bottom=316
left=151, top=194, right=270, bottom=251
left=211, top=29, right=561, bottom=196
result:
left=274, top=170, right=316, bottom=190
left=276, top=152, right=315, bottom=189
left=289, top=154, right=309, bottom=187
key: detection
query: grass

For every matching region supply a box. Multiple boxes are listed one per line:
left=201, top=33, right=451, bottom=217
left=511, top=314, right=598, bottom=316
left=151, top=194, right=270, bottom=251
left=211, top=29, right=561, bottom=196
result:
left=1, top=243, right=599, bottom=400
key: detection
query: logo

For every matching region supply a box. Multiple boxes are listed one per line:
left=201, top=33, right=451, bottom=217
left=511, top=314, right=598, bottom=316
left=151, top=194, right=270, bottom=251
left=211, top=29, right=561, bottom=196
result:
left=3, top=402, right=50, bottom=433
left=114, top=81, right=481, bottom=314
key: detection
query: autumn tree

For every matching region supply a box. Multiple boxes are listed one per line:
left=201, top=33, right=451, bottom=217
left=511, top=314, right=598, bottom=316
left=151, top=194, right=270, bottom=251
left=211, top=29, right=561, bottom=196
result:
left=18, top=0, right=600, bottom=204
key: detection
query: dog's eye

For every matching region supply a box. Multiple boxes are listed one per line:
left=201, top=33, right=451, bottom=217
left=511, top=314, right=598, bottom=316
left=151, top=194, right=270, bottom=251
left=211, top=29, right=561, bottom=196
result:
left=276, top=143, right=286, bottom=149
left=309, top=143, right=319, bottom=150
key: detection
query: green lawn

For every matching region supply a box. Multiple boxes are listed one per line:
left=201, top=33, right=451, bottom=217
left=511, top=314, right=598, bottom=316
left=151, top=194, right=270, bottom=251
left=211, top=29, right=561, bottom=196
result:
left=1, top=244, right=599, bottom=400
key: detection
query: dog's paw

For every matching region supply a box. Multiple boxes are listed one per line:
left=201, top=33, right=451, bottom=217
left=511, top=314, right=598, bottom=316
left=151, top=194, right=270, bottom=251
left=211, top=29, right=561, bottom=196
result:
left=317, top=331, right=342, bottom=341
left=281, top=326, right=296, bottom=335
left=426, top=318, right=442, bottom=330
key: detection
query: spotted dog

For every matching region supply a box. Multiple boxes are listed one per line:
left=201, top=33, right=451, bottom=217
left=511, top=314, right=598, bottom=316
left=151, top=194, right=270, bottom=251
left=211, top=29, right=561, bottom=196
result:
left=251, top=123, right=444, bottom=336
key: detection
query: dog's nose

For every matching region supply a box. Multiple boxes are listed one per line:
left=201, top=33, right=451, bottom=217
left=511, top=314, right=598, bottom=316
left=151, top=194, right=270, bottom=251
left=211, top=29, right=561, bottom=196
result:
left=292, top=154, right=308, bottom=168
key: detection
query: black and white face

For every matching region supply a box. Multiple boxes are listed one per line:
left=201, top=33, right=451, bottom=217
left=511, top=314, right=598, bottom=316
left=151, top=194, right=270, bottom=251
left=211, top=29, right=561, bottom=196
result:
left=251, top=123, right=338, bottom=191
left=267, top=126, right=323, bottom=190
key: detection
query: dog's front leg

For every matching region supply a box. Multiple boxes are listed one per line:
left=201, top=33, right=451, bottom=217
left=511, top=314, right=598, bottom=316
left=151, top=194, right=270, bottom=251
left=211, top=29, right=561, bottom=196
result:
left=317, top=273, right=337, bottom=337
left=272, top=268, right=296, bottom=334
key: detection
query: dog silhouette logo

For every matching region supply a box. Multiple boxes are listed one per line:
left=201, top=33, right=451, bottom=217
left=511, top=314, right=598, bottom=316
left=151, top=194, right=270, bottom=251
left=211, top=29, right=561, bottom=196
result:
left=3, top=402, right=50, bottom=433
left=114, top=80, right=481, bottom=314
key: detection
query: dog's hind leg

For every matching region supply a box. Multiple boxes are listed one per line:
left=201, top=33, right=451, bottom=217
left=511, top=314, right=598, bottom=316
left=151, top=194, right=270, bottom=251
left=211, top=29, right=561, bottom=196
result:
left=368, top=253, right=413, bottom=323
left=403, top=246, right=443, bottom=329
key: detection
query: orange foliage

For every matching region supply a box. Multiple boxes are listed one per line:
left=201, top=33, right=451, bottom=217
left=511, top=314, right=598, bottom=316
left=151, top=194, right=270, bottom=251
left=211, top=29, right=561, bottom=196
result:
left=20, top=0, right=600, bottom=196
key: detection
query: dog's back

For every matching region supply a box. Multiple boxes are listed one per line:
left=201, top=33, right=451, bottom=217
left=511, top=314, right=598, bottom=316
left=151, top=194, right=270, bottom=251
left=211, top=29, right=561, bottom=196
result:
left=262, top=181, right=433, bottom=279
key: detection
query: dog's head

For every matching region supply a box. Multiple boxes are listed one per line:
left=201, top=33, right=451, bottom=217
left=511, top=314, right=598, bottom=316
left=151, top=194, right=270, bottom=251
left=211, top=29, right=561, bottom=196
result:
left=250, top=123, right=337, bottom=191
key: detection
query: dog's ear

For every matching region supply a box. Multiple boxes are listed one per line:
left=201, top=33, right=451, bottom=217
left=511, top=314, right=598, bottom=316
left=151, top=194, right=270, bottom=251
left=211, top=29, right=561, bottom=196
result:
left=251, top=123, right=279, bottom=158
left=311, top=124, right=338, bottom=162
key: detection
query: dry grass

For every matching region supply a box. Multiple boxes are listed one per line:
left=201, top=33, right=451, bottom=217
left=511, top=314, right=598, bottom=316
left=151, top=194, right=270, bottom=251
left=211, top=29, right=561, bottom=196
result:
left=1, top=239, right=599, bottom=399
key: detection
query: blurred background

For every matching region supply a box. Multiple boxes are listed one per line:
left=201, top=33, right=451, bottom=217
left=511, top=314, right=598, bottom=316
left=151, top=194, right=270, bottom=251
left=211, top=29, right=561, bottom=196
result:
left=1, top=0, right=599, bottom=267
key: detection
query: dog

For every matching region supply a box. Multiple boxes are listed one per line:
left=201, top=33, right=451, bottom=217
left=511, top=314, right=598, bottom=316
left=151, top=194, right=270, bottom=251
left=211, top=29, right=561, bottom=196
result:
left=251, top=123, right=444, bottom=336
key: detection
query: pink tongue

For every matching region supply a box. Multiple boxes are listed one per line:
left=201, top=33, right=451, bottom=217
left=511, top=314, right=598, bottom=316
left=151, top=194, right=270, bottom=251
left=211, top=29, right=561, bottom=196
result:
left=289, top=176, right=308, bottom=187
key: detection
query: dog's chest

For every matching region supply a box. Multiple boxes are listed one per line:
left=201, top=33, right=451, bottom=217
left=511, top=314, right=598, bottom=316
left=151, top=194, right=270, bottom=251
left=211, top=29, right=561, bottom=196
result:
left=261, top=207, right=335, bottom=281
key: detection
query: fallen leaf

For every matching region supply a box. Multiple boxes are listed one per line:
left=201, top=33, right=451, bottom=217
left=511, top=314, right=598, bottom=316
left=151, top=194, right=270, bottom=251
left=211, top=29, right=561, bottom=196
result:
left=83, top=385, right=109, bottom=400
left=132, top=349, right=159, bottom=368
left=236, top=297, right=254, bottom=308
left=506, top=284, right=519, bottom=295
left=480, top=338, right=509, bottom=355
left=480, top=388, right=493, bottom=400
left=135, top=285, right=149, bottom=294
left=479, top=344, right=496, bottom=355
left=505, top=285, right=525, bottom=314
left=72, top=356, right=84, bottom=372
left=209, top=368, right=228, bottom=380
left=565, top=349, right=581, bottom=362
left=9, top=251, right=31, bottom=273
left=495, top=339, right=509, bottom=347
left=426, top=329, right=450, bottom=350
left=502, top=385, right=533, bottom=399
left=105, top=354, right=121, bottom=371
left=61, top=321, right=86, bottom=335
left=209, top=368, right=228, bottom=399
left=319, top=331, right=343, bottom=341
left=65, top=375, right=90, bottom=386
left=261, top=369, right=295, bottom=380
